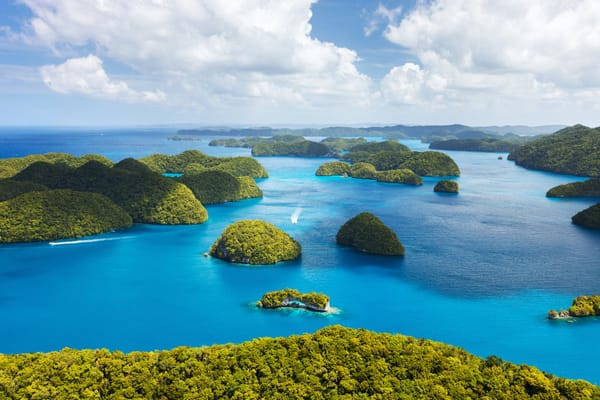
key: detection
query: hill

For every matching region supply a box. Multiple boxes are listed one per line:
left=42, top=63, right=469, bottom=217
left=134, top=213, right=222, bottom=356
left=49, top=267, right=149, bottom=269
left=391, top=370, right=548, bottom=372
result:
left=508, top=125, right=600, bottom=176
left=0, top=325, right=597, bottom=399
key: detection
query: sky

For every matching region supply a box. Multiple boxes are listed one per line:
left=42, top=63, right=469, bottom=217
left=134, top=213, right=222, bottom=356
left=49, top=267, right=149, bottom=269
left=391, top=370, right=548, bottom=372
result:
left=1, top=0, right=599, bottom=127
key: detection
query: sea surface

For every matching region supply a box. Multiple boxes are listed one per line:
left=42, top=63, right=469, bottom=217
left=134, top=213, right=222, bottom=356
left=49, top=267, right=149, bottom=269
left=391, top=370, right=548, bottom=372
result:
left=1, top=127, right=599, bottom=383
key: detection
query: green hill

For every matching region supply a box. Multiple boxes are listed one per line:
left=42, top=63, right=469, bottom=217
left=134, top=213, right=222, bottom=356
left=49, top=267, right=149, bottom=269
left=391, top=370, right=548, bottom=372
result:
left=572, top=202, right=600, bottom=229
left=337, top=212, right=404, bottom=256
left=508, top=125, right=600, bottom=176
left=0, top=325, right=596, bottom=399
left=434, top=180, right=459, bottom=193
left=0, top=152, right=113, bottom=179
left=0, top=179, right=48, bottom=201
left=0, top=189, right=132, bottom=243
left=547, top=179, right=600, bottom=197
left=210, top=220, right=301, bottom=264
left=179, top=170, right=262, bottom=204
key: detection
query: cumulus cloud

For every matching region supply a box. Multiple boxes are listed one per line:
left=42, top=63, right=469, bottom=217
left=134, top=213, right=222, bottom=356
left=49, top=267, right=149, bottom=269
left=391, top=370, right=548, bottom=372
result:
left=379, top=0, right=600, bottom=107
left=40, top=55, right=165, bottom=102
left=20, top=0, right=372, bottom=111
left=363, top=4, right=403, bottom=37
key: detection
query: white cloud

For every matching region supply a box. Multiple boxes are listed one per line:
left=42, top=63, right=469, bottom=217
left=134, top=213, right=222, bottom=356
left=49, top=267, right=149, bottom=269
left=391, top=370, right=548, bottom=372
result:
left=378, top=0, right=600, bottom=114
left=364, top=4, right=403, bottom=37
left=40, top=55, right=165, bottom=102
left=20, top=0, right=372, bottom=112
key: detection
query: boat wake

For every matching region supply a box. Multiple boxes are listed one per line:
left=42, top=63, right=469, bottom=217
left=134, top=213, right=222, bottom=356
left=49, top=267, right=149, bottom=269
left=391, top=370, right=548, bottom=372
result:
left=49, top=236, right=133, bottom=246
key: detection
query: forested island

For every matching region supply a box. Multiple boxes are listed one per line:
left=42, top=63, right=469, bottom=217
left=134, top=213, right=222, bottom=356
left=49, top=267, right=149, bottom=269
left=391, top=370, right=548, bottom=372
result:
left=210, top=220, right=301, bottom=264
left=0, top=325, right=597, bottom=399
left=0, top=151, right=269, bottom=242
left=434, top=180, right=459, bottom=193
left=337, top=212, right=404, bottom=256
left=508, top=124, right=600, bottom=176
left=548, top=295, right=600, bottom=319
left=547, top=179, right=600, bottom=198
left=571, top=203, right=600, bottom=229
left=257, top=289, right=330, bottom=312
left=429, top=137, right=527, bottom=152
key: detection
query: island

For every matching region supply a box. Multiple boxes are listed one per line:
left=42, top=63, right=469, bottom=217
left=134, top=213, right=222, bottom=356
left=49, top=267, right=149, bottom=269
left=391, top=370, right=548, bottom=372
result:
left=209, top=135, right=367, bottom=155
left=508, top=124, right=600, bottom=176
left=429, top=137, right=525, bottom=153
left=336, top=212, right=404, bottom=256
left=548, top=295, right=600, bottom=319
left=1, top=325, right=597, bottom=398
left=257, top=288, right=330, bottom=312
left=0, top=152, right=113, bottom=179
left=210, top=220, right=301, bottom=264
left=571, top=203, right=600, bottom=230
left=0, top=189, right=132, bottom=243
left=315, top=161, right=351, bottom=176
left=434, top=180, right=459, bottom=193
left=178, top=170, right=262, bottom=205
left=546, top=179, right=600, bottom=198
left=252, top=139, right=331, bottom=157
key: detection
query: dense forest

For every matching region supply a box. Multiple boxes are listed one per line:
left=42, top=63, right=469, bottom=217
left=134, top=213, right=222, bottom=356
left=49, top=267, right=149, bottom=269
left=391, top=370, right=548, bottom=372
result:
left=257, top=288, right=330, bottom=311
left=178, top=170, right=262, bottom=205
left=571, top=203, right=600, bottom=229
left=0, top=325, right=597, bottom=399
left=210, top=220, right=301, bottom=265
left=508, top=125, right=600, bottom=176
left=434, top=180, right=459, bottom=193
left=337, top=212, right=404, bottom=256
left=546, top=179, right=600, bottom=198
left=429, top=137, right=526, bottom=152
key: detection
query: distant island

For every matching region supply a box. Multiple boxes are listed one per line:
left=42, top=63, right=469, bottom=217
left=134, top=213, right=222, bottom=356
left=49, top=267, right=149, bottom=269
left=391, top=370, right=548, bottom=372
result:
left=548, top=295, right=600, bottom=319
left=336, top=212, right=404, bottom=256
left=210, top=220, right=301, bottom=264
left=257, top=288, right=330, bottom=312
left=508, top=124, right=600, bottom=176
left=429, top=137, right=528, bottom=153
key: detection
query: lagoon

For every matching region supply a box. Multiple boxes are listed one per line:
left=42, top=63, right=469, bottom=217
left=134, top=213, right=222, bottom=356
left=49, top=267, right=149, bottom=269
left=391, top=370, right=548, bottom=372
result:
left=0, top=128, right=599, bottom=383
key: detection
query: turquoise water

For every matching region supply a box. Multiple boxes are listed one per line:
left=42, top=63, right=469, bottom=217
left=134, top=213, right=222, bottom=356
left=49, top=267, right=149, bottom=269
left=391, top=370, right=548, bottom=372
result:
left=1, top=129, right=599, bottom=383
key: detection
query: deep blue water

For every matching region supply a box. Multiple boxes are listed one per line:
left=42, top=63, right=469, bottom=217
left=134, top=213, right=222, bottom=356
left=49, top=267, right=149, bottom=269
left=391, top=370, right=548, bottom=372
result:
left=1, top=128, right=600, bottom=383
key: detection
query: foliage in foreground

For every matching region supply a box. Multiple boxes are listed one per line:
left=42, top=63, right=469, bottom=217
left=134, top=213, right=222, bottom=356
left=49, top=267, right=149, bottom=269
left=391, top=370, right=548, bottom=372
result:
left=257, top=288, right=330, bottom=310
left=0, top=189, right=132, bottom=243
left=0, top=325, right=597, bottom=399
left=434, top=180, right=459, bottom=193
left=336, top=212, right=404, bottom=256
left=178, top=170, right=262, bottom=204
left=547, top=179, right=600, bottom=198
left=210, top=220, right=301, bottom=265
left=508, top=124, right=600, bottom=176
left=571, top=202, right=600, bottom=230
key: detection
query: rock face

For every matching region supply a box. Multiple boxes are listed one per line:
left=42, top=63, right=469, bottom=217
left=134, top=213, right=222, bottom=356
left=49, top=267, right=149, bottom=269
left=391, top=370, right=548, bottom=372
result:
left=210, top=220, right=301, bottom=265
left=336, top=212, right=404, bottom=256
left=434, top=180, right=459, bottom=193
left=257, top=289, right=330, bottom=312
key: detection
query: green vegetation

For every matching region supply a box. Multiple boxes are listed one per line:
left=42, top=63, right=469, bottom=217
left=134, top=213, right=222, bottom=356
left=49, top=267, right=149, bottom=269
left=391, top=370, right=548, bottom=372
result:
left=257, top=288, right=330, bottom=311
left=549, top=295, right=600, bottom=319
left=429, top=137, right=525, bottom=152
left=210, top=220, right=301, bottom=265
left=0, top=179, right=48, bottom=201
left=315, top=161, right=351, bottom=176
left=400, top=151, right=460, bottom=176
left=0, top=189, right=132, bottom=243
left=365, top=151, right=412, bottom=171
left=547, top=179, right=600, bottom=198
left=434, top=180, right=459, bottom=193
left=571, top=203, right=600, bottom=229
left=252, top=140, right=330, bottom=157
left=12, top=159, right=207, bottom=225
left=178, top=170, right=262, bottom=205
left=350, top=162, right=378, bottom=179
left=337, top=212, right=404, bottom=256
left=376, top=169, right=423, bottom=185
left=508, top=124, right=600, bottom=176
left=1, top=325, right=596, bottom=399
left=319, top=137, right=367, bottom=153
left=140, top=150, right=268, bottom=178
left=0, top=152, right=113, bottom=179
left=341, top=141, right=411, bottom=164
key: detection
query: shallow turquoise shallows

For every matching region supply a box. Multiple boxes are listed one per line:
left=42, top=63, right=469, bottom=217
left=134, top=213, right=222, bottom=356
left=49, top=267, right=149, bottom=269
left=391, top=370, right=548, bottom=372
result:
left=1, top=128, right=599, bottom=384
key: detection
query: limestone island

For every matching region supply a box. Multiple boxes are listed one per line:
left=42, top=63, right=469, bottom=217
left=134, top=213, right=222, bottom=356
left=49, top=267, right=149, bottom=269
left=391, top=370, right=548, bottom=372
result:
left=548, top=295, right=600, bottom=320
left=434, top=180, right=459, bottom=193
left=336, top=212, right=404, bottom=256
left=571, top=203, right=600, bottom=230
left=210, top=220, right=301, bottom=265
left=257, top=288, right=330, bottom=312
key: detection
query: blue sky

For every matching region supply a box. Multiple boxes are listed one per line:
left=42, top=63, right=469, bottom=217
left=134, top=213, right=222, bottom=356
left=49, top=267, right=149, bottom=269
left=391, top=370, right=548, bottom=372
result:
left=1, top=0, right=599, bottom=127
